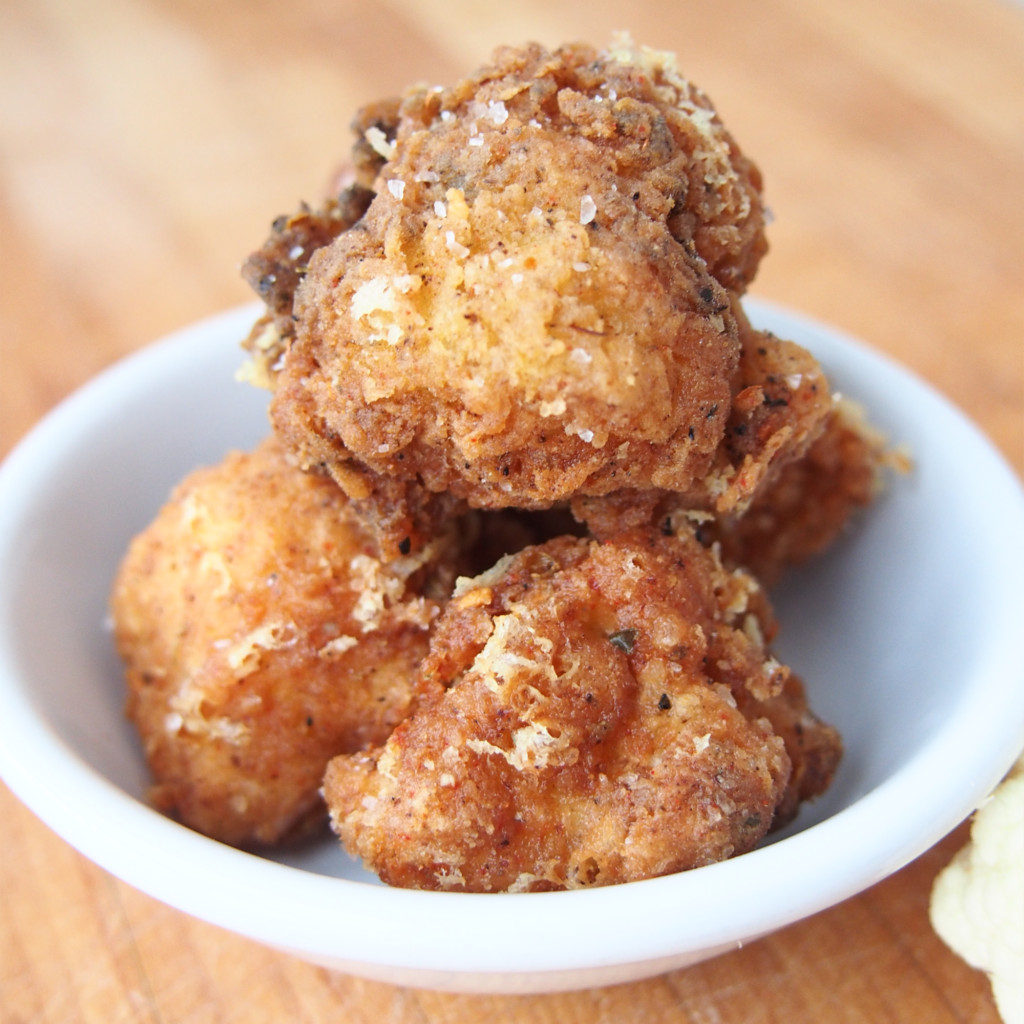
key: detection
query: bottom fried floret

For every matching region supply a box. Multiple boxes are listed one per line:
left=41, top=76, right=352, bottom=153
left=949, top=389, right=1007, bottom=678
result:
left=323, top=527, right=838, bottom=891
left=110, top=436, right=462, bottom=847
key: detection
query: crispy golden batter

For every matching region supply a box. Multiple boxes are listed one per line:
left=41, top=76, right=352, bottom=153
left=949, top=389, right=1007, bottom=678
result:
left=110, top=436, right=461, bottom=847
left=323, top=527, right=833, bottom=892
left=267, top=38, right=772, bottom=516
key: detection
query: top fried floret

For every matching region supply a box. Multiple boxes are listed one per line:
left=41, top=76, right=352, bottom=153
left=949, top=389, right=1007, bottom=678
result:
left=263, top=38, right=773, bottom=514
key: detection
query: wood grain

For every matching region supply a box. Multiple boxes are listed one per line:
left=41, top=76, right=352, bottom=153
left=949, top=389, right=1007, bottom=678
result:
left=2, top=0, right=1021, bottom=1020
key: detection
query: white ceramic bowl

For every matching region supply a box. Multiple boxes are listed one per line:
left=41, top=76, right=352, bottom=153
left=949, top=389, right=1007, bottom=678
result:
left=1, top=299, right=1022, bottom=994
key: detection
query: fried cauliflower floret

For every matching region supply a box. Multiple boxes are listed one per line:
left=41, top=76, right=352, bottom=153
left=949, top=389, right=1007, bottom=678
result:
left=572, top=377, right=896, bottom=589
left=110, top=436, right=461, bottom=848
left=323, top=527, right=837, bottom=892
left=268, top=38, right=771, bottom=515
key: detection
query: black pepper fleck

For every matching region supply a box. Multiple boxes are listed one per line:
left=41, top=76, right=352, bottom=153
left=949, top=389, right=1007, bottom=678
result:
left=657, top=693, right=672, bottom=711
left=609, top=628, right=637, bottom=653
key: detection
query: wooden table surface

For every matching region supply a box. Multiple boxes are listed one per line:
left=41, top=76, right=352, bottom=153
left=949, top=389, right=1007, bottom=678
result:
left=2, top=0, right=1022, bottom=1020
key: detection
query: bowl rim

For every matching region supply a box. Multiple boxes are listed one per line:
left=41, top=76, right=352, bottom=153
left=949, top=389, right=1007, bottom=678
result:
left=1, top=298, right=1022, bottom=983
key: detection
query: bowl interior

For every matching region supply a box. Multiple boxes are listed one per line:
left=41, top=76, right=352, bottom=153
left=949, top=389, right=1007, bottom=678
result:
left=1, top=299, right=1022, bottom=988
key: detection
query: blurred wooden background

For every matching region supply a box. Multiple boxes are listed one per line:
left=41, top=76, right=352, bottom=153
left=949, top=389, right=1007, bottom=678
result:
left=1, top=0, right=1022, bottom=1021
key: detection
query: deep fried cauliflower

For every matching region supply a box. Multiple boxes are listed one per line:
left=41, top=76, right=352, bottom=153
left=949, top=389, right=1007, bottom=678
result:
left=110, top=436, right=462, bottom=847
left=323, top=526, right=839, bottom=891
left=266, top=38, right=774, bottom=518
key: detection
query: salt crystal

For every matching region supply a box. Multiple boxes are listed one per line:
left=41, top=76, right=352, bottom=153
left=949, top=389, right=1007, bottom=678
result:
left=445, top=230, right=470, bottom=259
left=387, top=178, right=405, bottom=200
left=580, top=195, right=597, bottom=225
left=392, top=274, right=419, bottom=294
left=365, top=126, right=395, bottom=159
